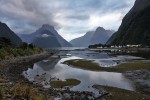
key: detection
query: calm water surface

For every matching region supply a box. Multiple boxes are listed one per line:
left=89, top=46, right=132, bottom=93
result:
left=23, top=50, right=137, bottom=94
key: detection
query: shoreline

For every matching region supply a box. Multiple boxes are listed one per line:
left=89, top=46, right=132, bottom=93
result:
left=124, top=69, right=150, bottom=98
left=0, top=49, right=150, bottom=99
left=0, top=50, right=53, bottom=84
left=0, top=51, right=51, bottom=68
left=0, top=50, right=99, bottom=99
left=63, top=58, right=150, bottom=98
left=0, top=50, right=62, bottom=99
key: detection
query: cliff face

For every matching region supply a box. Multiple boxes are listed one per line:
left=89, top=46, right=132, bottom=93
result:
left=107, top=0, right=150, bottom=46
left=0, top=22, right=22, bottom=45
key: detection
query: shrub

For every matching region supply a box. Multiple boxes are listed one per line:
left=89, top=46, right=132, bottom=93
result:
left=0, top=41, right=43, bottom=60
left=0, top=37, right=12, bottom=46
left=19, top=42, right=28, bottom=50
left=11, top=83, right=47, bottom=100
left=28, top=43, right=34, bottom=49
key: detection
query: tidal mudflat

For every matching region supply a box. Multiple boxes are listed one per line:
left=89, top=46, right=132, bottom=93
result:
left=22, top=49, right=150, bottom=99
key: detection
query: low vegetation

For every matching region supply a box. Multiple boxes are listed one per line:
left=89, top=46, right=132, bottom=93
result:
left=64, top=59, right=150, bottom=72
left=0, top=83, right=48, bottom=100
left=92, top=85, right=148, bottom=100
left=0, top=37, right=43, bottom=60
left=50, top=79, right=81, bottom=88
left=64, top=59, right=101, bottom=71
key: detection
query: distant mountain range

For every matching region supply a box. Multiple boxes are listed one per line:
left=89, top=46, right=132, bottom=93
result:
left=70, top=27, right=114, bottom=47
left=2, top=0, right=149, bottom=48
left=0, top=22, right=22, bottom=46
left=107, top=0, right=150, bottom=46
left=20, top=24, right=72, bottom=48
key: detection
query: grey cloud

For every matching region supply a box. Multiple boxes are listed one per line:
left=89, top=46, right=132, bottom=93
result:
left=60, top=0, right=133, bottom=13
left=66, top=14, right=90, bottom=20
left=0, top=0, right=59, bottom=34
left=0, top=0, right=135, bottom=39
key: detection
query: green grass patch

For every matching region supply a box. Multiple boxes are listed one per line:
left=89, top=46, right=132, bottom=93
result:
left=50, top=79, right=81, bottom=88
left=64, top=59, right=101, bottom=71
left=92, top=85, right=148, bottom=100
left=63, top=59, right=150, bottom=72
left=0, top=42, right=43, bottom=60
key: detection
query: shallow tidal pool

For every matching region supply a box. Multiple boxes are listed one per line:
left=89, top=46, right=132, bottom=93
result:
left=23, top=50, right=140, bottom=95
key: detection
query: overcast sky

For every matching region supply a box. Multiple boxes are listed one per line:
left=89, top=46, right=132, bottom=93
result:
left=0, top=0, right=135, bottom=41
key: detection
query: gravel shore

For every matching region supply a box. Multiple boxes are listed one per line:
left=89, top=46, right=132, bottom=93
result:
left=0, top=51, right=51, bottom=68
left=124, top=69, right=150, bottom=97
left=0, top=51, right=99, bottom=99
left=0, top=50, right=149, bottom=99
left=0, top=51, right=53, bottom=82
left=0, top=51, right=53, bottom=77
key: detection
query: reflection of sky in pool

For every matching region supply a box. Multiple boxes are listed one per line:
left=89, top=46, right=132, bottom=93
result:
left=23, top=50, right=138, bottom=94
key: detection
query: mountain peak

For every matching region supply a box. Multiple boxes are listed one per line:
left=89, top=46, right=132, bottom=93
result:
left=96, top=27, right=105, bottom=31
left=95, top=27, right=106, bottom=34
left=31, top=24, right=72, bottom=48
left=41, top=24, right=54, bottom=30
left=70, top=27, right=113, bottom=47
left=0, top=21, right=8, bottom=27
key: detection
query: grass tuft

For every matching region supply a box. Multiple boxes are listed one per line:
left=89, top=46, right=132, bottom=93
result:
left=92, top=85, right=148, bottom=100
left=10, top=83, right=47, bottom=100
left=64, top=59, right=150, bottom=72
left=50, top=78, right=81, bottom=88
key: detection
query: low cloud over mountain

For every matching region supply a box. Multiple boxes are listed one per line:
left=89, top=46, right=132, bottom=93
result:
left=0, top=0, right=135, bottom=41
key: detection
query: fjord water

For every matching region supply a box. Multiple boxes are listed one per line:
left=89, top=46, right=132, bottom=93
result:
left=23, top=49, right=136, bottom=93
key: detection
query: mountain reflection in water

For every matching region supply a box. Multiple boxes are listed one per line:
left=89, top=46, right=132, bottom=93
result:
left=23, top=50, right=136, bottom=94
